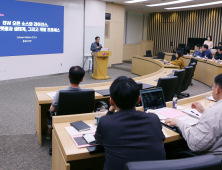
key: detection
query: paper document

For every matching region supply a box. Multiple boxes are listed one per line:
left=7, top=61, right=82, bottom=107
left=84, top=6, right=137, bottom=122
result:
left=156, top=113, right=168, bottom=120
left=65, top=124, right=96, bottom=136
left=208, top=95, right=216, bottom=102
left=177, top=115, right=199, bottom=126
left=183, top=109, right=202, bottom=118
left=158, top=109, right=186, bottom=118
left=177, top=105, right=185, bottom=110
left=46, top=92, right=57, bottom=99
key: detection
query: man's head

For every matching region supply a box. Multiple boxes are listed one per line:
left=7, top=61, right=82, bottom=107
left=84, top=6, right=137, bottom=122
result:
left=68, top=66, right=85, bottom=85
left=110, top=76, right=140, bottom=110
left=202, top=44, right=208, bottom=51
left=218, top=46, right=222, bottom=54
left=95, top=36, right=100, bottom=43
left=219, top=42, right=222, bottom=47
left=195, top=44, right=200, bottom=51
left=212, top=74, right=222, bottom=101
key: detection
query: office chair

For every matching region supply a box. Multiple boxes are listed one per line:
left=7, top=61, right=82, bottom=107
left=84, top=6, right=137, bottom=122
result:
left=188, top=59, right=197, bottom=86
left=187, top=43, right=194, bottom=50
left=48, top=89, right=107, bottom=155
left=153, top=52, right=165, bottom=60
left=174, top=69, right=186, bottom=98
left=157, top=76, right=178, bottom=102
left=176, top=48, right=185, bottom=54
left=171, top=54, right=176, bottom=61
left=180, top=66, right=194, bottom=97
left=124, top=155, right=222, bottom=170
left=146, top=50, right=152, bottom=57
left=178, top=43, right=186, bottom=49
left=185, top=46, right=190, bottom=55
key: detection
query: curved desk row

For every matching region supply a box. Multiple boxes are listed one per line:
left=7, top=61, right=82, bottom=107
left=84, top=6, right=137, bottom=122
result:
left=165, top=53, right=222, bottom=86
left=34, top=57, right=218, bottom=170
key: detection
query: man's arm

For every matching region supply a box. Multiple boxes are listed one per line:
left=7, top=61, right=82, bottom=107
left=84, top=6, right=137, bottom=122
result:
left=50, top=91, right=60, bottom=113
left=90, top=43, right=97, bottom=52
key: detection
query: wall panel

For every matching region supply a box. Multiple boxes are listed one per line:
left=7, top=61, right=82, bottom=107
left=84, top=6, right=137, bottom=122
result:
left=148, top=8, right=222, bottom=54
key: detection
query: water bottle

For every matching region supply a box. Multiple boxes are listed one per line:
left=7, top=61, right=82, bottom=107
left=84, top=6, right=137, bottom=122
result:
left=172, top=95, right=178, bottom=109
left=95, top=108, right=101, bottom=126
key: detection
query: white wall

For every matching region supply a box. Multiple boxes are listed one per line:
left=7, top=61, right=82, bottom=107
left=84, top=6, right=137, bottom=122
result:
left=124, top=11, right=149, bottom=44
left=0, top=0, right=85, bottom=81
left=84, top=0, right=106, bottom=55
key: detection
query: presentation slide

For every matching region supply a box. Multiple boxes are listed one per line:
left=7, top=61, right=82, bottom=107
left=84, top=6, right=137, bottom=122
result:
left=0, top=0, right=64, bottom=57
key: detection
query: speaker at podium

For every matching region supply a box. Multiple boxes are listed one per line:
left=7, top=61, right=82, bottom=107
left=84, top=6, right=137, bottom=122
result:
left=91, top=50, right=112, bottom=80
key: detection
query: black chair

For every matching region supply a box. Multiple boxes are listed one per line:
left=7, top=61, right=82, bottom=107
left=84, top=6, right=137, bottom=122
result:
left=180, top=66, right=194, bottom=97
left=124, top=155, right=222, bottom=170
left=188, top=62, right=197, bottom=86
left=157, top=76, right=178, bottom=102
left=146, top=50, right=152, bottom=57
left=153, top=52, right=165, bottom=60
left=187, top=43, right=194, bottom=50
left=174, top=69, right=186, bottom=97
left=178, top=43, right=186, bottom=49
left=189, top=58, right=198, bottom=65
left=177, top=48, right=184, bottom=54
left=185, top=46, right=190, bottom=54
left=56, top=89, right=95, bottom=116
left=171, top=54, right=176, bottom=61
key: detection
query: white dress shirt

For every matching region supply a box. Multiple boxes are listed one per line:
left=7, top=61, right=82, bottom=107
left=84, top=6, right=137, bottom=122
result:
left=177, top=99, right=222, bottom=159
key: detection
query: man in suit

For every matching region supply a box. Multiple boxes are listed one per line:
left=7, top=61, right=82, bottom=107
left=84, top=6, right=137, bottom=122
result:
left=90, top=36, right=102, bottom=74
left=200, top=44, right=213, bottom=59
left=95, top=76, right=166, bottom=170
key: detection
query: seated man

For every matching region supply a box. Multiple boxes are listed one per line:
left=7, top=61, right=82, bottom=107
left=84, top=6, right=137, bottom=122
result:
left=165, top=73, right=222, bottom=159
left=200, top=44, right=213, bottom=59
left=46, top=66, right=85, bottom=139
left=95, top=76, right=166, bottom=170
left=192, top=44, right=201, bottom=57
left=215, top=46, right=222, bottom=60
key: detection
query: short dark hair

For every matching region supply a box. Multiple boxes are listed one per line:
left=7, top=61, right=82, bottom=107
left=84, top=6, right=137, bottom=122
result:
left=110, top=76, right=140, bottom=110
left=95, top=36, right=100, bottom=40
left=195, top=44, right=200, bottom=48
left=176, top=51, right=183, bottom=58
left=219, top=46, right=222, bottom=52
left=69, top=66, right=85, bottom=84
left=202, top=44, right=208, bottom=49
left=219, top=42, right=222, bottom=45
left=215, top=73, right=222, bottom=90
left=207, top=36, right=212, bottom=41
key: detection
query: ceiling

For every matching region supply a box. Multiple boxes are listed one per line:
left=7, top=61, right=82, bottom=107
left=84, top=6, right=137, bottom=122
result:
left=101, top=0, right=222, bottom=13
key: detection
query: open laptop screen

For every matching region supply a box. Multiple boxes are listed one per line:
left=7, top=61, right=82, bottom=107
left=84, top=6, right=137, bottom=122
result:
left=140, top=88, right=166, bottom=111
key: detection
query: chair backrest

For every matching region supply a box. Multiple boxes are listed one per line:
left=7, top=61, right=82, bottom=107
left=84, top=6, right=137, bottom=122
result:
left=187, top=43, right=194, bottom=50
left=177, top=48, right=184, bottom=53
left=157, top=52, right=165, bottom=59
left=178, top=43, right=186, bottom=49
left=146, top=50, right=152, bottom=57
left=124, top=155, right=222, bottom=170
left=189, top=58, right=198, bottom=65
left=57, top=89, right=95, bottom=116
left=157, top=76, right=178, bottom=102
left=181, top=66, right=194, bottom=92
left=171, top=54, right=176, bottom=61
left=174, top=69, right=186, bottom=96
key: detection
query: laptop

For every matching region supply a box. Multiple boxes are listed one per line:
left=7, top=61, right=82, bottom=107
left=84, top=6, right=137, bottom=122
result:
left=140, top=88, right=166, bottom=111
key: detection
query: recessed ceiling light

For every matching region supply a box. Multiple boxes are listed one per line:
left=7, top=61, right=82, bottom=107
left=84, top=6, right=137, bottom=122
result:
left=165, top=1, right=222, bottom=10
left=125, top=0, right=149, bottom=4
left=146, top=0, right=193, bottom=7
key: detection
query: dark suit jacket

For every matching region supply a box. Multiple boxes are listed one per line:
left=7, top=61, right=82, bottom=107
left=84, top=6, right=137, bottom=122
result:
left=95, top=109, right=166, bottom=170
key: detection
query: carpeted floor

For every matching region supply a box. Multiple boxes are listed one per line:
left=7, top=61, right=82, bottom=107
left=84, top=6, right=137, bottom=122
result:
left=0, top=67, right=211, bottom=170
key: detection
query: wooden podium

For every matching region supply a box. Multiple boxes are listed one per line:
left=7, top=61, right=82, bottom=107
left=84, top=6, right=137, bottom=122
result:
left=91, top=51, right=112, bottom=80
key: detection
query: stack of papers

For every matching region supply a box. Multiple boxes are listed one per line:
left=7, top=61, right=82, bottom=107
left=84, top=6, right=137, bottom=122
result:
left=208, top=95, right=216, bottom=102
left=46, top=92, right=57, bottom=99
left=158, top=109, right=186, bottom=118
left=65, top=124, right=96, bottom=136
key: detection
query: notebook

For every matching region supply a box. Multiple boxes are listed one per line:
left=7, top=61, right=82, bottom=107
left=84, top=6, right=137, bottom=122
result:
left=70, top=121, right=91, bottom=132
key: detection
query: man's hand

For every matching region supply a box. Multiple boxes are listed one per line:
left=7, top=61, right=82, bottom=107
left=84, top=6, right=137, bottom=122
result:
left=109, top=106, right=116, bottom=112
left=191, top=102, right=205, bottom=113
left=97, top=46, right=100, bottom=49
left=164, top=118, right=180, bottom=126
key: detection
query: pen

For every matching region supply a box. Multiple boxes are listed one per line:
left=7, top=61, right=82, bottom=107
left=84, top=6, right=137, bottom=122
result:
left=191, top=111, right=199, bottom=116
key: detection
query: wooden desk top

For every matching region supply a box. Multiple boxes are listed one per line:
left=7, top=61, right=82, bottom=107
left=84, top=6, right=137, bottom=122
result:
left=35, top=58, right=180, bottom=104
left=53, top=91, right=215, bottom=162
